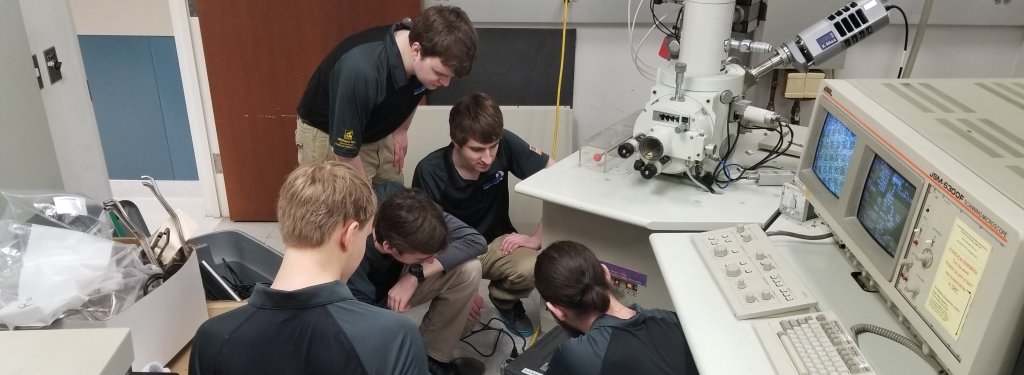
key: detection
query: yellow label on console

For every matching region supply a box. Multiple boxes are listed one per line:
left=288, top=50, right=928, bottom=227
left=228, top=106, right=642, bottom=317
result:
left=925, top=218, right=992, bottom=340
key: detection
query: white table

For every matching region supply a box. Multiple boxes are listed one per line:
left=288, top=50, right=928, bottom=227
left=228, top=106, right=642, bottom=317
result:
left=515, top=148, right=793, bottom=310
left=650, top=229, right=935, bottom=374
left=0, top=328, right=133, bottom=374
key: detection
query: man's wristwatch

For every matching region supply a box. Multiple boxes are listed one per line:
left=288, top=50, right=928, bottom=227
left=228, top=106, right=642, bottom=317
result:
left=408, top=264, right=425, bottom=283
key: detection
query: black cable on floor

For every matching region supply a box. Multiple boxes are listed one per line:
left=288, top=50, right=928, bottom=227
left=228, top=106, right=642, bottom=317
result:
left=460, top=317, right=526, bottom=358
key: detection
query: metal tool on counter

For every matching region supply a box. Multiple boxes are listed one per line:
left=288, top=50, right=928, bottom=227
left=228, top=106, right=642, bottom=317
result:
left=141, top=176, right=194, bottom=270
left=103, top=199, right=161, bottom=270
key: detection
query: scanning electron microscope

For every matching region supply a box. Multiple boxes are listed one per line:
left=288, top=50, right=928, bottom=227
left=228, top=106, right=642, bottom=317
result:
left=617, top=0, right=890, bottom=189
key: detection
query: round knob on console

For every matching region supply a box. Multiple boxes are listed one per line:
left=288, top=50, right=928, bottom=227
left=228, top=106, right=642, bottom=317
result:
left=714, top=245, right=728, bottom=257
left=726, top=264, right=741, bottom=277
left=762, top=262, right=774, bottom=271
left=742, top=233, right=753, bottom=242
left=633, top=159, right=645, bottom=171
left=737, top=279, right=747, bottom=289
left=746, top=293, right=757, bottom=303
left=617, top=142, right=635, bottom=158
left=755, top=250, right=766, bottom=260
left=736, top=224, right=746, bottom=233
left=761, top=289, right=773, bottom=300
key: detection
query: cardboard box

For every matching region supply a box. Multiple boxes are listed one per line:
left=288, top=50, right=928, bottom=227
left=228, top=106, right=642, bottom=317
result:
left=52, top=254, right=208, bottom=370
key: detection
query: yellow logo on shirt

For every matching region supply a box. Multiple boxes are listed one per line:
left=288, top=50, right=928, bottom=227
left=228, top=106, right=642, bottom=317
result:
left=336, top=130, right=356, bottom=149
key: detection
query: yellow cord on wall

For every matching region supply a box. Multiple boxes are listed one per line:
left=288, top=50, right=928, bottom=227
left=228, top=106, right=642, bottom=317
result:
left=552, top=0, right=569, bottom=159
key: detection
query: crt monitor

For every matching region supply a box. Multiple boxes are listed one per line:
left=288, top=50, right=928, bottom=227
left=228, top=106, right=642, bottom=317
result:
left=856, top=155, right=917, bottom=258
left=797, top=78, right=1024, bottom=375
left=811, top=113, right=858, bottom=198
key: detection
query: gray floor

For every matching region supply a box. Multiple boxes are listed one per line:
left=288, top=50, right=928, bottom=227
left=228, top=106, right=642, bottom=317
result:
left=112, top=180, right=556, bottom=374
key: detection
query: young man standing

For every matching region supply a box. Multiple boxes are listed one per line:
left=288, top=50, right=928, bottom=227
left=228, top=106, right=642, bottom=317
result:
left=295, top=6, right=477, bottom=184
left=535, top=241, right=699, bottom=375
left=412, top=92, right=555, bottom=337
left=347, top=182, right=487, bottom=375
left=189, top=161, right=428, bottom=374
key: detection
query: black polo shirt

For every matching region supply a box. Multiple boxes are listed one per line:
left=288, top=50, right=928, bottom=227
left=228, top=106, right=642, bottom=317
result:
left=412, top=129, right=549, bottom=243
left=189, top=281, right=428, bottom=375
left=546, top=305, right=699, bottom=375
left=296, top=21, right=426, bottom=157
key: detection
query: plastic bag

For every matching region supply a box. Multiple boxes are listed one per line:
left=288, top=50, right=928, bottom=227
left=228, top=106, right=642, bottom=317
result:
left=1, top=191, right=113, bottom=239
left=0, top=221, right=149, bottom=328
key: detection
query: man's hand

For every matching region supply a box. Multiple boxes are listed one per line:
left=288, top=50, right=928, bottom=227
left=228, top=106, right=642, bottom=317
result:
left=387, top=274, right=418, bottom=312
left=500, top=233, right=541, bottom=255
left=469, top=292, right=484, bottom=321
left=392, top=129, right=409, bottom=170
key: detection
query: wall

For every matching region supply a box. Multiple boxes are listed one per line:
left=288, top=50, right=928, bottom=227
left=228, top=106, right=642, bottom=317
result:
left=0, top=0, right=64, bottom=211
left=68, top=0, right=172, bottom=36
left=569, top=23, right=1024, bottom=142
left=18, top=0, right=111, bottom=201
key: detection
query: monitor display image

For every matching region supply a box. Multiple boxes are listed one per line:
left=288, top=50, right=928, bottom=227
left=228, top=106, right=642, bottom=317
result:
left=812, top=113, right=858, bottom=197
left=857, top=155, right=917, bottom=257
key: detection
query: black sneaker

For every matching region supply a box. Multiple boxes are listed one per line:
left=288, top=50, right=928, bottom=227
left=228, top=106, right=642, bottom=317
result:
left=495, top=300, right=534, bottom=337
left=428, top=357, right=485, bottom=375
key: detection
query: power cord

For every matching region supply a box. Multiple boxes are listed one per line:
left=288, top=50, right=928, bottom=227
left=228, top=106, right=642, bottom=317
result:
left=885, top=5, right=910, bottom=78
left=766, top=230, right=834, bottom=240
left=460, top=317, right=526, bottom=358
left=850, top=323, right=947, bottom=374
left=762, top=208, right=782, bottom=231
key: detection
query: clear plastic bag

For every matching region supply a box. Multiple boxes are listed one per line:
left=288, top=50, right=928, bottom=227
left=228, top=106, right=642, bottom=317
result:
left=1, top=192, right=113, bottom=239
left=0, top=221, right=150, bottom=328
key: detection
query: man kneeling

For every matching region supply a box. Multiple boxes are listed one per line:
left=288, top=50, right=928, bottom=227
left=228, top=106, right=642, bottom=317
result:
left=348, top=182, right=487, bottom=375
left=535, top=241, right=700, bottom=375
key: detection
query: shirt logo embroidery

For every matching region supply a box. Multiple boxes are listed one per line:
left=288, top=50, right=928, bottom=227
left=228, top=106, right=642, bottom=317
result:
left=482, top=171, right=504, bottom=190
left=336, top=130, right=356, bottom=149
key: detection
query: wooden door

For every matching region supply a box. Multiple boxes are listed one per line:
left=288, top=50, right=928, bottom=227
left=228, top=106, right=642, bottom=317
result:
left=198, top=0, right=421, bottom=220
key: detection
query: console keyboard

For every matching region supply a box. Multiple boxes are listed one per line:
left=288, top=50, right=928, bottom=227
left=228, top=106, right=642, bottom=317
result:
left=753, top=311, right=876, bottom=375
left=693, top=223, right=818, bottom=319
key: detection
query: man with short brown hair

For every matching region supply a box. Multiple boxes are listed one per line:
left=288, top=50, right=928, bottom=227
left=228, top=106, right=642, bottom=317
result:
left=295, top=5, right=478, bottom=184
left=348, top=183, right=486, bottom=375
left=412, top=92, right=555, bottom=338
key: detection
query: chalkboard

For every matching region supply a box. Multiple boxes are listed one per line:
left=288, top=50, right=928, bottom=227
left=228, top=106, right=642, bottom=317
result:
left=427, top=28, right=576, bottom=107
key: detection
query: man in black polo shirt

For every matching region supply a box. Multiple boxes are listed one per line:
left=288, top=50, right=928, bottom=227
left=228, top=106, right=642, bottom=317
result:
left=535, top=241, right=699, bottom=375
left=412, top=92, right=554, bottom=338
left=295, top=6, right=477, bottom=184
left=189, top=161, right=428, bottom=375
left=348, top=183, right=486, bottom=375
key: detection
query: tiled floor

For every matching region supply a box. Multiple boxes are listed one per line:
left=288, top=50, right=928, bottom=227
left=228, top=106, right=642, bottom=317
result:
left=111, top=180, right=555, bottom=374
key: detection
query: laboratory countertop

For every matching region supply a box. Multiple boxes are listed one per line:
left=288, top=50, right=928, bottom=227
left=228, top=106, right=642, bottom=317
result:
left=516, top=150, right=791, bottom=231
left=650, top=221, right=935, bottom=374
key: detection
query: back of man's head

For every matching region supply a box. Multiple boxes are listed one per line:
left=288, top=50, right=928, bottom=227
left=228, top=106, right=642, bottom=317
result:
left=411, top=5, right=477, bottom=77
left=450, top=92, right=503, bottom=147
left=277, top=161, right=375, bottom=248
left=536, top=241, right=613, bottom=315
left=374, top=189, right=450, bottom=256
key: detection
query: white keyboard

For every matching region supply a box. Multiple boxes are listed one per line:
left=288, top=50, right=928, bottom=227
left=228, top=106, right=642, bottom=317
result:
left=754, top=311, right=876, bottom=375
left=693, top=223, right=818, bottom=319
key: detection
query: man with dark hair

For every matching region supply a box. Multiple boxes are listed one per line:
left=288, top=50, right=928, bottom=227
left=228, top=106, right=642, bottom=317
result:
left=412, top=92, right=555, bottom=337
left=295, top=5, right=477, bottom=184
left=190, top=161, right=428, bottom=375
left=347, top=182, right=486, bottom=375
left=534, top=241, right=699, bottom=375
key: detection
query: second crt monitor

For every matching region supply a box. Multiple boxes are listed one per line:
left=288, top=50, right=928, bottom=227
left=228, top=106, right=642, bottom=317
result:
left=797, top=78, right=1024, bottom=375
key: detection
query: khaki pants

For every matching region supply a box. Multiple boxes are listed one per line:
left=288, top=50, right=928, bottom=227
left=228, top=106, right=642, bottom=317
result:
left=479, top=235, right=538, bottom=310
left=295, top=118, right=404, bottom=184
left=406, top=259, right=482, bottom=362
